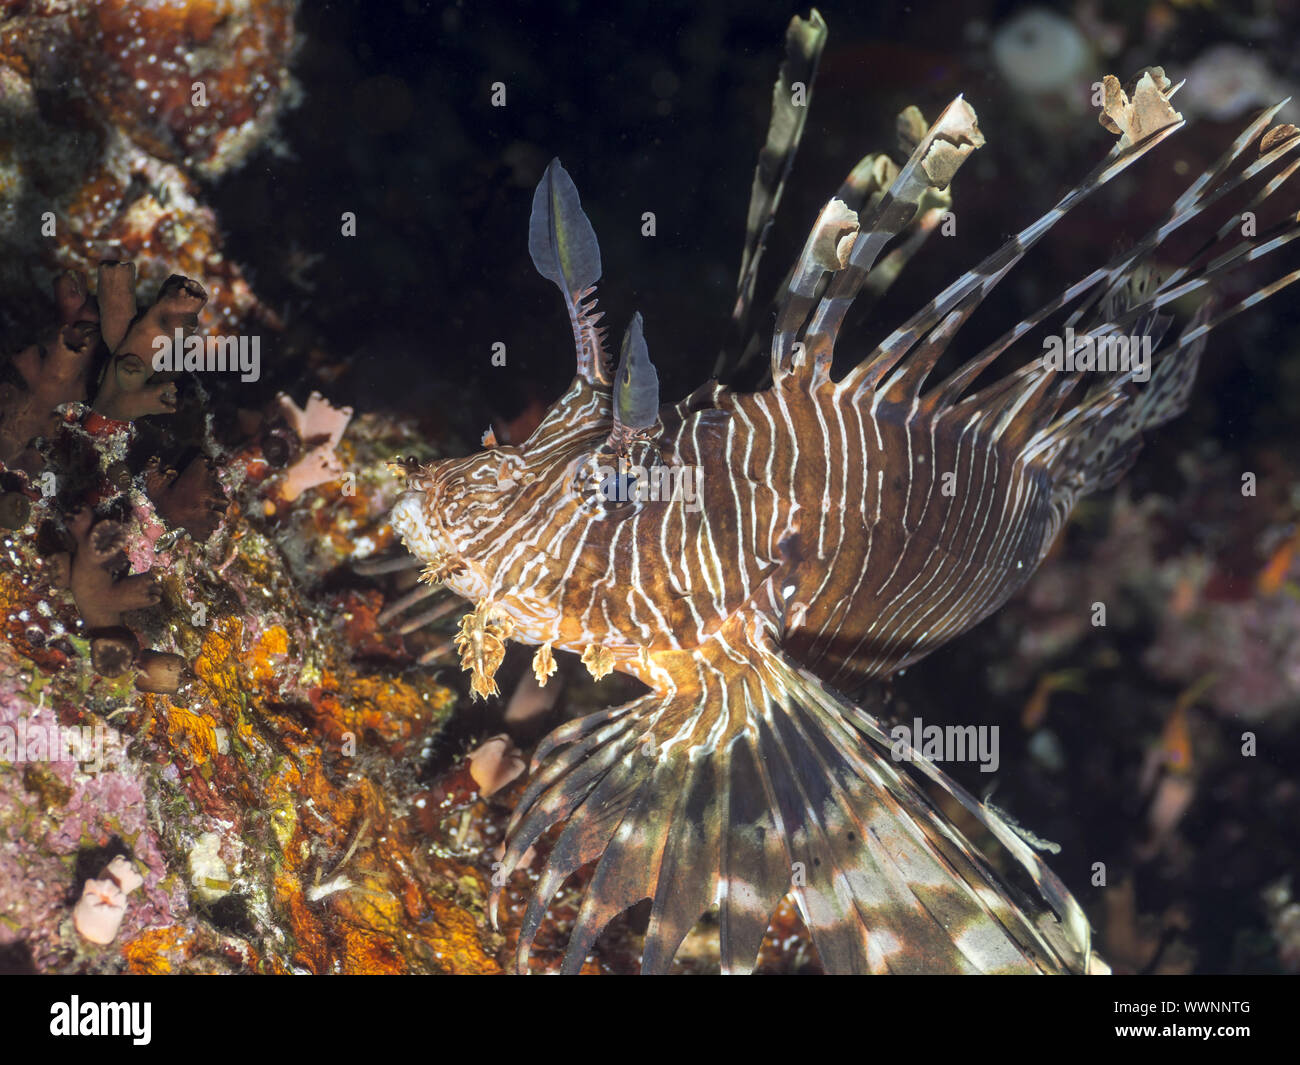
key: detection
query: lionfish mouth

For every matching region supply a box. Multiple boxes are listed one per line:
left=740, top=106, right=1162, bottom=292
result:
left=389, top=489, right=449, bottom=569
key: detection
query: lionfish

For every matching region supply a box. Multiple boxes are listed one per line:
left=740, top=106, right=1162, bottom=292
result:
left=389, top=12, right=1300, bottom=973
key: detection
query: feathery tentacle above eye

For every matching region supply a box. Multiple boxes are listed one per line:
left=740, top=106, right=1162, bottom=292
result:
left=609, top=312, right=660, bottom=448
left=529, top=158, right=610, bottom=384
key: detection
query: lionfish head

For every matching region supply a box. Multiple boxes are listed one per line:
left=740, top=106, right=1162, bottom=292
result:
left=391, top=158, right=661, bottom=599
left=389, top=446, right=525, bottom=595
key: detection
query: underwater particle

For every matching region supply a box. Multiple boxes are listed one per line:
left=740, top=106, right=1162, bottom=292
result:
left=467, top=735, right=525, bottom=798
left=73, top=877, right=128, bottom=946
left=1026, top=728, right=1066, bottom=773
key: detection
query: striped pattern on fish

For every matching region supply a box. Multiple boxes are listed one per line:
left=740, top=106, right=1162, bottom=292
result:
left=389, top=12, right=1300, bottom=973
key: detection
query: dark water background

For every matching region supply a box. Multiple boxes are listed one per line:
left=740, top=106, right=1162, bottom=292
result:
left=212, top=0, right=1300, bottom=453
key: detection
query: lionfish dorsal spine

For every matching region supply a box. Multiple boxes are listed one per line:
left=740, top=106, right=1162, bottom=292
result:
left=732, top=10, right=828, bottom=331
left=838, top=94, right=1186, bottom=404
left=772, top=95, right=986, bottom=388
left=529, top=157, right=610, bottom=384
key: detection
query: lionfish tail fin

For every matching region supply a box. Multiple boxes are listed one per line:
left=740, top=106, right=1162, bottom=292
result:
left=492, top=623, right=1095, bottom=974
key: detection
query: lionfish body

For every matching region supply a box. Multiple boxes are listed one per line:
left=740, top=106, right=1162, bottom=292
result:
left=391, top=12, right=1300, bottom=973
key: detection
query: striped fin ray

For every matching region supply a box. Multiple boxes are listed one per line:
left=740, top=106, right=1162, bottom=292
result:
left=491, top=621, right=1092, bottom=974
left=800, top=99, right=985, bottom=385
left=975, top=119, right=1300, bottom=491
left=717, top=728, right=796, bottom=972
left=772, top=97, right=986, bottom=385
left=491, top=700, right=658, bottom=970
left=1015, top=302, right=1216, bottom=516
left=731, top=10, right=828, bottom=334
left=1172, top=258, right=1300, bottom=348
left=750, top=690, right=1052, bottom=973
left=744, top=152, right=894, bottom=382
left=731, top=136, right=946, bottom=385
left=1064, top=104, right=1296, bottom=332
left=529, top=158, right=611, bottom=384
left=837, top=111, right=1186, bottom=401
left=788, top=659, right=1093, bottom=966
left=1054, top=121, right=1300, bottom=345
left=1048, top=209, right=1300, bottom=495
left=1157, top=136, right=1300, bottom=288
left=921, top=113, right=1299, bottom=427
left=1078, top=211, right=1300, bottom=343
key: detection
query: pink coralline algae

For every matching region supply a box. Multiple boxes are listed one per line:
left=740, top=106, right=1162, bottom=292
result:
left=0, top=658, right=184, bottom=969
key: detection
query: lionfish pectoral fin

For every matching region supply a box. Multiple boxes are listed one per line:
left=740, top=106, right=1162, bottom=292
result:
left=492, top=629, right=1092, bottom=974
left=529, top=158, right=610, bottom=384
left=777, top=655, right=1096, bottom=974
left=1034, top=304, right=1213, bottom=507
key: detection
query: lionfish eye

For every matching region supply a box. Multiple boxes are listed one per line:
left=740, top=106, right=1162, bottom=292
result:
left=601, top=465, right=638, bottom=504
